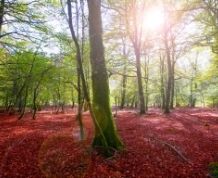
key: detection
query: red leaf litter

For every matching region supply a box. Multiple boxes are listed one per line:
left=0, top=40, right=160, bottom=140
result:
left=0, top=107, right=217, bottom=178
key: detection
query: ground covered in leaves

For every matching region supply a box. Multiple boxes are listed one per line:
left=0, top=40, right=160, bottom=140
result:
left=0, top=107, right=218, bottom=178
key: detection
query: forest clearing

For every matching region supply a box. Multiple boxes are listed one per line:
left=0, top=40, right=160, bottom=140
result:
left=0, top=108, right=218, bottom=178
left=1, top=0, right=218, bottom=177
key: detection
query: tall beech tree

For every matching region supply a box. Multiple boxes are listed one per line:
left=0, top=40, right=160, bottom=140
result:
left=163, top=24, right=172, bottom=114
left=126, top=1, right=146, bottom=114
left=87, top=0, right=123, bottom=152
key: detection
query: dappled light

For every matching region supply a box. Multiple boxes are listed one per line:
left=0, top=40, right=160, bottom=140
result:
left=0, top=0, right=218, bottom=177
left=0, top=108, right=218, bottom=177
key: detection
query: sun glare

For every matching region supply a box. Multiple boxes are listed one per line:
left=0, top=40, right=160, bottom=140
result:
left=143, top=6, right=165, bottom=32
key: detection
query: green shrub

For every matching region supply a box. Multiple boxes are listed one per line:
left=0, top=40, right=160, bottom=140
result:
left=209, top=162, right=218, bottom=178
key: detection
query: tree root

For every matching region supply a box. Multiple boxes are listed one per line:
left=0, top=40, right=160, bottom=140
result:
left=148, top=136, right=192, bottom=165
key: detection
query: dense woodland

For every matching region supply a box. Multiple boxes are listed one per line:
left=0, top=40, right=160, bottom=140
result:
left=0, top=0, right=218, bottom=178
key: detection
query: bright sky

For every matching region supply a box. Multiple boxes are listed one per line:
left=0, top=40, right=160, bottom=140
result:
left=143, top=6, right=165, bottom=32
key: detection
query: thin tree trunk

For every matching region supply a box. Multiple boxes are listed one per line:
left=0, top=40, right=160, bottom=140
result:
left=120, top=66, right=127, bottom=109
left=189, top=79, right=194, bottom=107
left=67, top=0, right=97, bottom=142
left=160, top=55, right=165, bottom=110
left=56, top=85, right=61, bottom=113
left=135, top=49, right=145, bottom=114
left=32, top=88, right=37, bottom=119
left=76, top=68, right=84, bottom=139
left=120, top=36, right=127, bottom=109
left=164, top=32, right=172, bottom=114
left=125, top=0, right=145, bottom=114
left=75, top=0, right=84, bottom=140
left=18, top=86, right=28, bottom=120
left=15, top=53, right=36, bottom=113
left=170, top=62, right=175, bottom=109
left=131, top=95, right=135, bottom=108
left=71, top=89, right=75, bottom=108
left=4, top=91, right=8, bottom=111
left=144, top=56, right=149, bottom=112
left=0, top=0, right=5, bottom=35
left=32, top=81, right=41, bottom=119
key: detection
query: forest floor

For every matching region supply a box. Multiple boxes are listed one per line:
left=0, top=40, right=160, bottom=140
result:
left=0, top=107, right=218, bottom=178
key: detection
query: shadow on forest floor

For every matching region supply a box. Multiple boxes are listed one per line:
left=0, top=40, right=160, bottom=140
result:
left=0, top=107, right=217, bottom=178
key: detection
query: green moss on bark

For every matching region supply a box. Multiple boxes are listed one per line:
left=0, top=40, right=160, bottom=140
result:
left=87, top=0, right=123, bottom=155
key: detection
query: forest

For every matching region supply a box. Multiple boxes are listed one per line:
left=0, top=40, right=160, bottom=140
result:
left=0, top=0, right=218, bottom=177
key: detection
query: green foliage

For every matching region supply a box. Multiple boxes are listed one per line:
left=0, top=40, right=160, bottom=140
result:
left=0, top=48, right=79, bottom=110
left=209, top=162, right=218, bottom=178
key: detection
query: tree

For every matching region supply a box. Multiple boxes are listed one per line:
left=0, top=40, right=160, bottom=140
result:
left=87, top=0, right=123, bottom=153
left=0, top=0, right=46, bottom=44
left=163, top=22, right=172, bottom=113
left=0, top=0, right=4, bottom=34
left=125, top=0, right=146, bottom=114
left=106, top=0, right=146, bottom=114
left=66, top=0, right=86, bottom=140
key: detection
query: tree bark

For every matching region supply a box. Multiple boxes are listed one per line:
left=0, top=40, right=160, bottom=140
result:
left=67, top=0, right=86, bottom=139
left=18, top=86, right=28, bottom=120
left=32, top=88, right=37, bottom=120
left=120, top=69, right=127, bottom=109
left=131, top=95, right=136, bottom=108
left=87, top=0, right=123, bottom=152
left=125, top=0, right=145, bottom=114
left=135, top=49, right=145, bottom=114
left=160, top=55, right=165, bottom=110
left=0, top=0, right=5, bottom=35
left=164, top=32, right=172, bottom=114
left=170, top=61, right=175, bottom=109
left=120, top=36, right=128, bottom=109
left=76, top=67, right=84, bottom=139
left=144, top=56, right=149, bottom=112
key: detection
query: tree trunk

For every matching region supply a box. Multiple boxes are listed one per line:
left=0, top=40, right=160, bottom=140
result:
left=71, top=89, right=75, bottom=108
left=120, top=37, right=127, bottom=109
left=135, top=49, right=145, bottom=114
left=76, top=68, right=84, bottom=139
left=87, top=0, right=123, bottom=152
left=170, top=62, right=175, bottom=109
left=55, top=85, right=61, bottom=113
left=0, top=0, right=5, bottom=35
left=120, top=66, right=127, bottom=109
left=131, top=95, right=135, bottom=108
left=18, top=86, right=28, bottom=120
left=32, top=88, right=37, bottom=120
left=164, top=33, right=172, bottom=114
left=67, top=0, right=86, bottom=140
left=32, top=67, right=51, bottom=119
left=144, top=57, right=149, bottom=112
left=189, top=79, right=196, bottom=107
left=160, top=55, right=165, bottom=110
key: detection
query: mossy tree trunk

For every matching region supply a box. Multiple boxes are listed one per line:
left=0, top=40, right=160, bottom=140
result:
left=87, top=0, right=123, bottom=151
